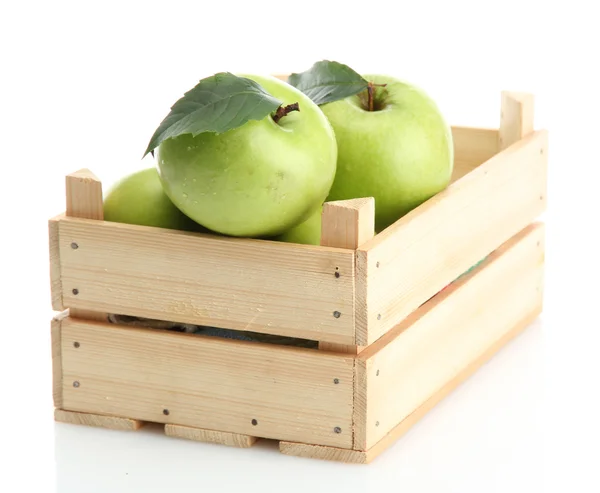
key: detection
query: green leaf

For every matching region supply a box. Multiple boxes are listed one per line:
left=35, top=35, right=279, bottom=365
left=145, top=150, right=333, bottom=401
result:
left=288, top=60, right=368, bottom=106
left=144, top=72, right=282, bottom=157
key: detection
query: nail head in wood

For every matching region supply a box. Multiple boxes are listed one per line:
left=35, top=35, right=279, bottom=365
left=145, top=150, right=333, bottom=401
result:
left=334, top=427, right=342, bottom=434
left=72, top=288, right=79, bottom=295
left=73, top=342, right=80, bottom=348
left=251, top=419, right=258, bottom=426
left=71, top=242, right=79, bottom=250
left=73, top=381, right=80, bottom=388
left=333, top=311, right=341, bottom=318
left=163, top=409, right=170, bottom=416
left=333, top=378, right=340, bottom=384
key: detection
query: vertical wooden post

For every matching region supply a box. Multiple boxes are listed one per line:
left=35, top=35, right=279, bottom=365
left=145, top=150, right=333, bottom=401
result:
left=499, top=91, right=534, bottom=150
left=65, top=169, right=107, bottom=322
left=319, top=197, right=375, bottom=354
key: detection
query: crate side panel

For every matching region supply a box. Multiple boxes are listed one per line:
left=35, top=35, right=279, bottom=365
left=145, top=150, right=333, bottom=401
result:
left=357, top=130, right=547, bottom=345
left=361, top=223, right=545, bottom=449
left=57, top=219, right=355, bottom=345
left=450, top=126, right=499, bottom=181
left=60, top=319, right=355, bottom=448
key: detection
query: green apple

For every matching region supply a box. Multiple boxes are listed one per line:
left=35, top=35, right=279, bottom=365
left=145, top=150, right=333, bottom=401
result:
left=103, top=167, right=206, bottom=232
left=155, top=74, right=337, bottom=238
left=321, top=75, right=453, bottom=231
left=272, top=206, right=322, bottom=245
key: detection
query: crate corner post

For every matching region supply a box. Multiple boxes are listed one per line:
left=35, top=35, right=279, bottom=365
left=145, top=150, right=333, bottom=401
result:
left=319, top=197, right=375, bottom=354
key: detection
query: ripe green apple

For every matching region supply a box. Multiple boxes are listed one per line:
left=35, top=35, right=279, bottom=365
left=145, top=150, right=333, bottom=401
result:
left=272, top=206, right=322, bottom=245
left=156, top=75, right=337, bottom=238
left=103, top=168, right=206, bottom=232
left=321, top=75, right=453, bottom=231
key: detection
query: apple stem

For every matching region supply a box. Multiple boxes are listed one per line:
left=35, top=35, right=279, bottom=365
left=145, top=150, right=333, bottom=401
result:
left=365, top=82, right=387, bottom=112
left=272, top=102, right=300, bottom=123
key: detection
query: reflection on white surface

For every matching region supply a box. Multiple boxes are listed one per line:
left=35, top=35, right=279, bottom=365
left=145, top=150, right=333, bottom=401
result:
left=53, top=319, right=544, bottom=493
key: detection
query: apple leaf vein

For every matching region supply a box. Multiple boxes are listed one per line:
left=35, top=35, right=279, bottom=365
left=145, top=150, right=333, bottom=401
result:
left=143, top=72, right=282, bottom=157
left=288, top=60, right=368, bottom=106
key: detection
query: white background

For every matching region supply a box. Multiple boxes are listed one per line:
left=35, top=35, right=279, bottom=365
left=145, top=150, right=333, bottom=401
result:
left=1, top=1, right=598, bottom=491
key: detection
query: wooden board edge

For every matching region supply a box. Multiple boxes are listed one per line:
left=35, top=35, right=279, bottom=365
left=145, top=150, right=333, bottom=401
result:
left=353, top=358, right=367, bottom=450
left=165, top=424, right=258, bottom=448
left=279, top=441, right=368, bottom=464
left=49, top=217, right=63, bottom=311
left=361, top=305, right=542, bottom=463
left=54, top=408, right=145, bottom=431
left=51, top=314, right=64, bottom=409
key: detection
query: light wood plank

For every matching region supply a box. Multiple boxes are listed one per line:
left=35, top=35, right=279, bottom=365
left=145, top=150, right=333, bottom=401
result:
left=57, top=216, right=355, bottom=344
left=357, top=223, right=545, bottom=449
left=499, top=91, right=534, bottom=150
left=65, top=169, right=107, bottom=322
left=285, top=302, right=541, bottom=463
left=49, top=218, right=63, bottom=311
left=450, top=126, right=500, bottom=180
left=318, top=198, right=374, bottom=353
left=165, top=424, right=258, bottom=448
left=54, top=408, right=144, bottom=430
left=51, top=311, right=68, bottom=408
left=356, top=130, right=547, bottom=345
left=60, top=318, right=355, bottom=448
left=362, top=305, right=541, bottom=462
left=65, top=168, right=104, bottom=220
left=320, top=197, right=375, bottom=249
left=280, top=441, right=367, bottom=464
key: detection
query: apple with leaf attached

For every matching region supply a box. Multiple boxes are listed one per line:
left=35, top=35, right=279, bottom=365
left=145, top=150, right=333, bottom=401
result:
left=143, top=73, right=337, bottom=238
left=288, top=61, right=454, bottom=231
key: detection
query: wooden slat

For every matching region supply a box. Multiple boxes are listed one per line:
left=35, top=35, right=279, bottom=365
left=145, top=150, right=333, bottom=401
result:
left=499, top=92, right=534, bottom=150
left=280, top=441, right=367, bottom=464
left=356, top=222, right=545, bottom=449
left=64, top=169, right=108, bottom=323
left=60, top=318, right=355, bottom=448
left=51, top=311, right=68, bottom=408
left=361, top=305, right=541, bottom=463
left=356, top=129, right=547, bottom=346
left=56, top=216, right=355, bottom=344
left=450, top=126, right=500, bottom=181
left=49, top=218, right=63, bottom=311
left=165, top=424, right=258, bottom=448
left=284, top=303, right=541, bottom=463
left=318, top=198, right=374, bottom=353
left=54, top=408, right=144, bottom=431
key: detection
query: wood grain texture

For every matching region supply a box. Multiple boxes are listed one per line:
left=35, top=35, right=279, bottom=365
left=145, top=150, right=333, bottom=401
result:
left=65, top=169, right=104, bottom=220
left=60, top=318, right=355, bottom=448
left=57, top=216, right=355, bottom=344
left=450, top=126, right=500, bottom=181
left=64, top=169, right=107, bottom=322
left=54, top=408, right=144, bottom=430
left=51, top=311, right=68, bottom=408
left=165, top=424, right=258, bottom=448
left=362, top=305, right=541, bottom=463
left=49, top=217, right=63, bottom=311
left=320, top=198, right=375, bottom=249
left=356, top=130, right=548, bottom=346
left=280, top=441, right=367, bottom=464
left=357, top=223, right=545, bottom=449
left=499, top=92, right=534, bottom=150
left=281, top=303, right=540, bottom=464
left=318, top=198, right=374, bottom=353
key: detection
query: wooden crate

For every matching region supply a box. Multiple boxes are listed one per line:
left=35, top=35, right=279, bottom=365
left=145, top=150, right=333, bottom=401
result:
left=49, top=91, right=547, bottom=463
